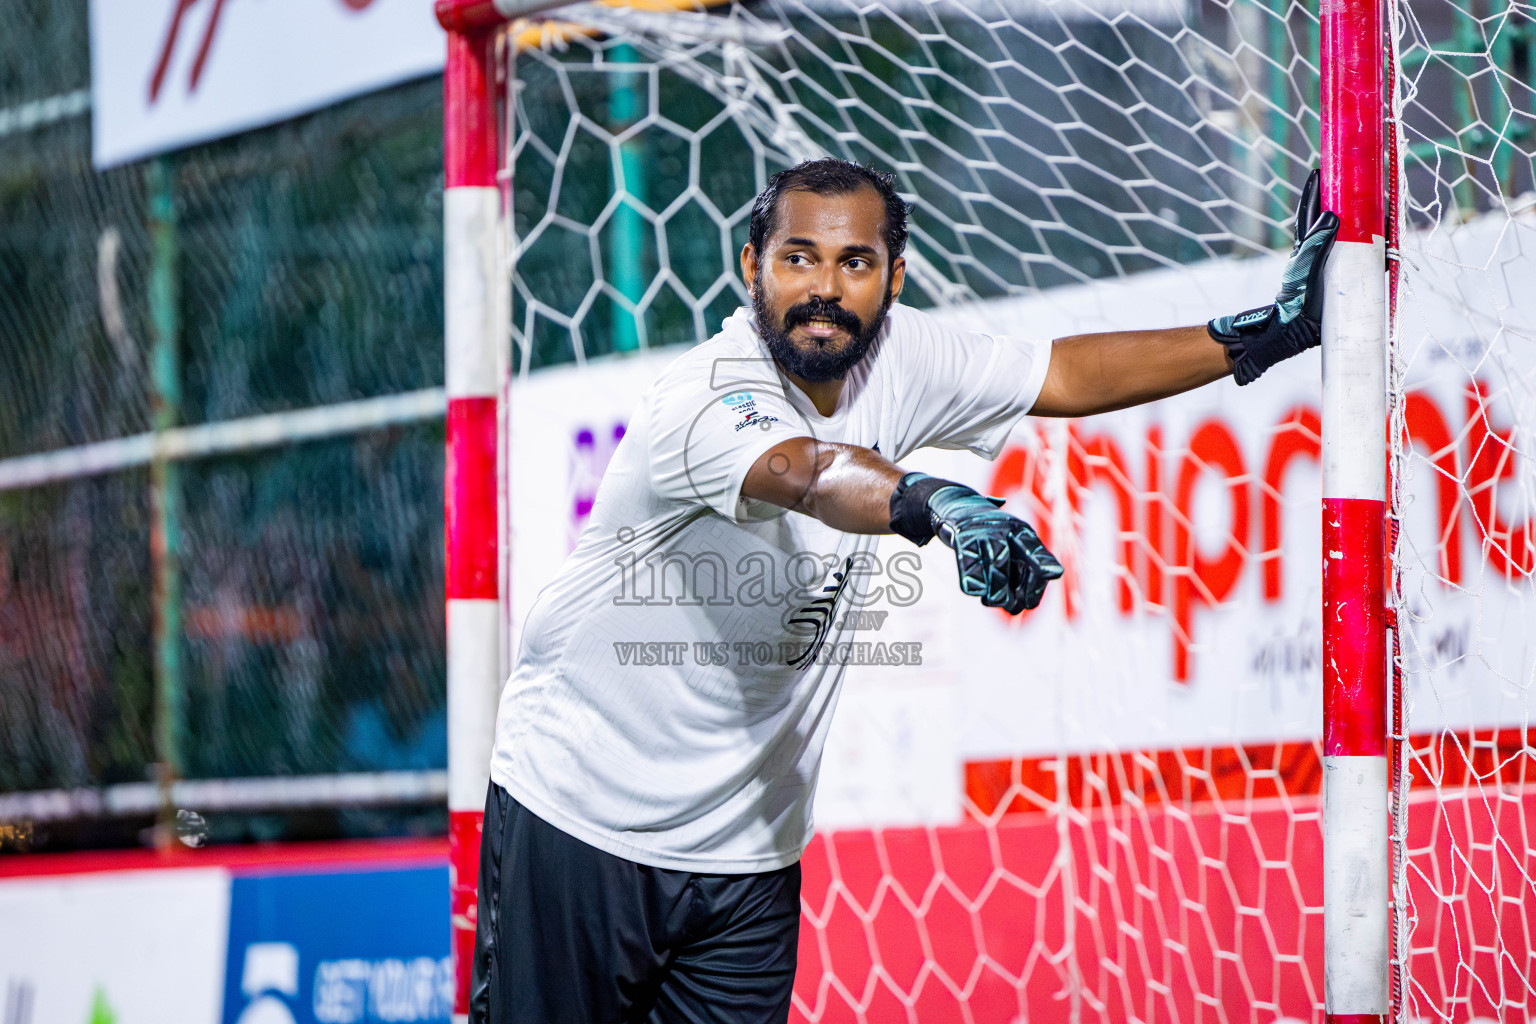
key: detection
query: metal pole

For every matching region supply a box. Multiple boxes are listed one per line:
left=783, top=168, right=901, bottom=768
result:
left=443, top=23, right=502, bottom=1024
left=610, top=43, right=645, bottom=353
left=1266, top=0, right=1292, bottom=248
left=1319, top=0, right=1390, bottom=1012
left=147, top=155, right=184, bottom=845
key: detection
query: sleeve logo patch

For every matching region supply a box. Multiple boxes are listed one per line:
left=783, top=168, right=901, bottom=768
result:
left=734, top=411, right=780, bottom=432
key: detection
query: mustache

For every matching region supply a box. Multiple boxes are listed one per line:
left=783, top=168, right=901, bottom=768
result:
left=782, top=297, right=862, bottom=335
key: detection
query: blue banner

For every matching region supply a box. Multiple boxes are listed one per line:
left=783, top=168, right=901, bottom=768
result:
left=222, top=865, right=450, bottom=1024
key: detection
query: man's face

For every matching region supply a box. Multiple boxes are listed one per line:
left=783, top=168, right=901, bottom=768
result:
left=742, top=187, right=906, bottom=384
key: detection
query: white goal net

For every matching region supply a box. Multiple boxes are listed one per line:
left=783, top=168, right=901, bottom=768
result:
left=484, top=0, right=1536, bottom=1019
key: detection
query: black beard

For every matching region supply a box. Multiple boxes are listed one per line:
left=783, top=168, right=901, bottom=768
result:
left=753, top=283, right=891, bottom=384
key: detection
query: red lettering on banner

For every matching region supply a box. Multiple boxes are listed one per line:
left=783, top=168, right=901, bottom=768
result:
left=983, top=387, right=1498, bottom=681
left=150, top=0, right=221, bottom=102
left=1171, top=420, right=1250, bottom=682
left=987, top=444, right=1047, bottom=528
left=987, top=438, right=1071, bottom=620
left=1141, top=425, right=1167, bottom=614
left=1465, top=380, right=1534, bottom=578
left=1403, top=391, right=1464, bottom=584
left=1261, top=406, right=1321, bottom=601
left=1068, top=428, right=1138, bottom=613
left=150, top=0, right=376, bottom=103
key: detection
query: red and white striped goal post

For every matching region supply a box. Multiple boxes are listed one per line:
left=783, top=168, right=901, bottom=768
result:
left=1320, top=0, right=1392, bottom=1015
left=435, top=4, right=736, bottom=1018
left=438, top=5, right=503, bottom=1020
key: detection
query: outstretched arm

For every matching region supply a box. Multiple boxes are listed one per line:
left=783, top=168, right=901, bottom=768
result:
left=1030, top=324, right=1231, bottom=418
left=1032, top=170, right=1340, bottom=419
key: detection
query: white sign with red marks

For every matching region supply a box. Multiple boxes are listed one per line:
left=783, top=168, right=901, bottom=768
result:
left=89, top=0, right=444, bottom=168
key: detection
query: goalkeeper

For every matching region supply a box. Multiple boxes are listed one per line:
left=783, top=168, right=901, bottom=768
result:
left=471, top=159, right=1337, bottom=1024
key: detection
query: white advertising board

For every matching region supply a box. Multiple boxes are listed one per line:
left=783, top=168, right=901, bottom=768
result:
left=0, top=868, right=230, bottom=1024
left=507, top=210, right=1536, bottom=826
left=89, top=0, right=445, bottom=169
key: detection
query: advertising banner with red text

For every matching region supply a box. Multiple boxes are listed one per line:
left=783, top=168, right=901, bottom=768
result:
left=89, top=0, right=444, bottom=168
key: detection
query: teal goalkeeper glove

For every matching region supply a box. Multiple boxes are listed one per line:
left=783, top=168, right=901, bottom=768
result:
left=888, top=472, right=1063, bottom=614
left=1208, top=168, right=1340, bottom=385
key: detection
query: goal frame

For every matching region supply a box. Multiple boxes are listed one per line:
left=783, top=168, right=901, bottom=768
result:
left=433, top=0, right=1398, bottom=1018
left=438, top=6, right=503, bottom=1020
left=1319, top=0, right=1392, bottom=1017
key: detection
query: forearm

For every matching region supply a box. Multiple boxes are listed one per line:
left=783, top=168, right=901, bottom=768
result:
left=741, top=437, right=904, bottom=533
left=1030, top=324, right=1233, bottom=418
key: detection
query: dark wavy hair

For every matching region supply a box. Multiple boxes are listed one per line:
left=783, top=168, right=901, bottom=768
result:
left=747, top=159, right=910, bottom=261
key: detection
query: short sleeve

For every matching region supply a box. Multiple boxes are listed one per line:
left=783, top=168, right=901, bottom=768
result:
left=645, top=353, right=815, bottom=522
left=885, top=305, right=1053, bottom=460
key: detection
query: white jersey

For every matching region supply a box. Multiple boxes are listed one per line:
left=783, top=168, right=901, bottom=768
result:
left=489, top=303, right=1052, bottom=872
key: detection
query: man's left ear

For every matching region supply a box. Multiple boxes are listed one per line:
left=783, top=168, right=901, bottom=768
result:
left=740, top=243, right=758, bottom=297
left=889, top=256, right=906, bottom=300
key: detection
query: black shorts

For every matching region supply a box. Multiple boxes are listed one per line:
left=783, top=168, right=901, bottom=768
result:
left=469, top=783, right=801, bottom=1024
